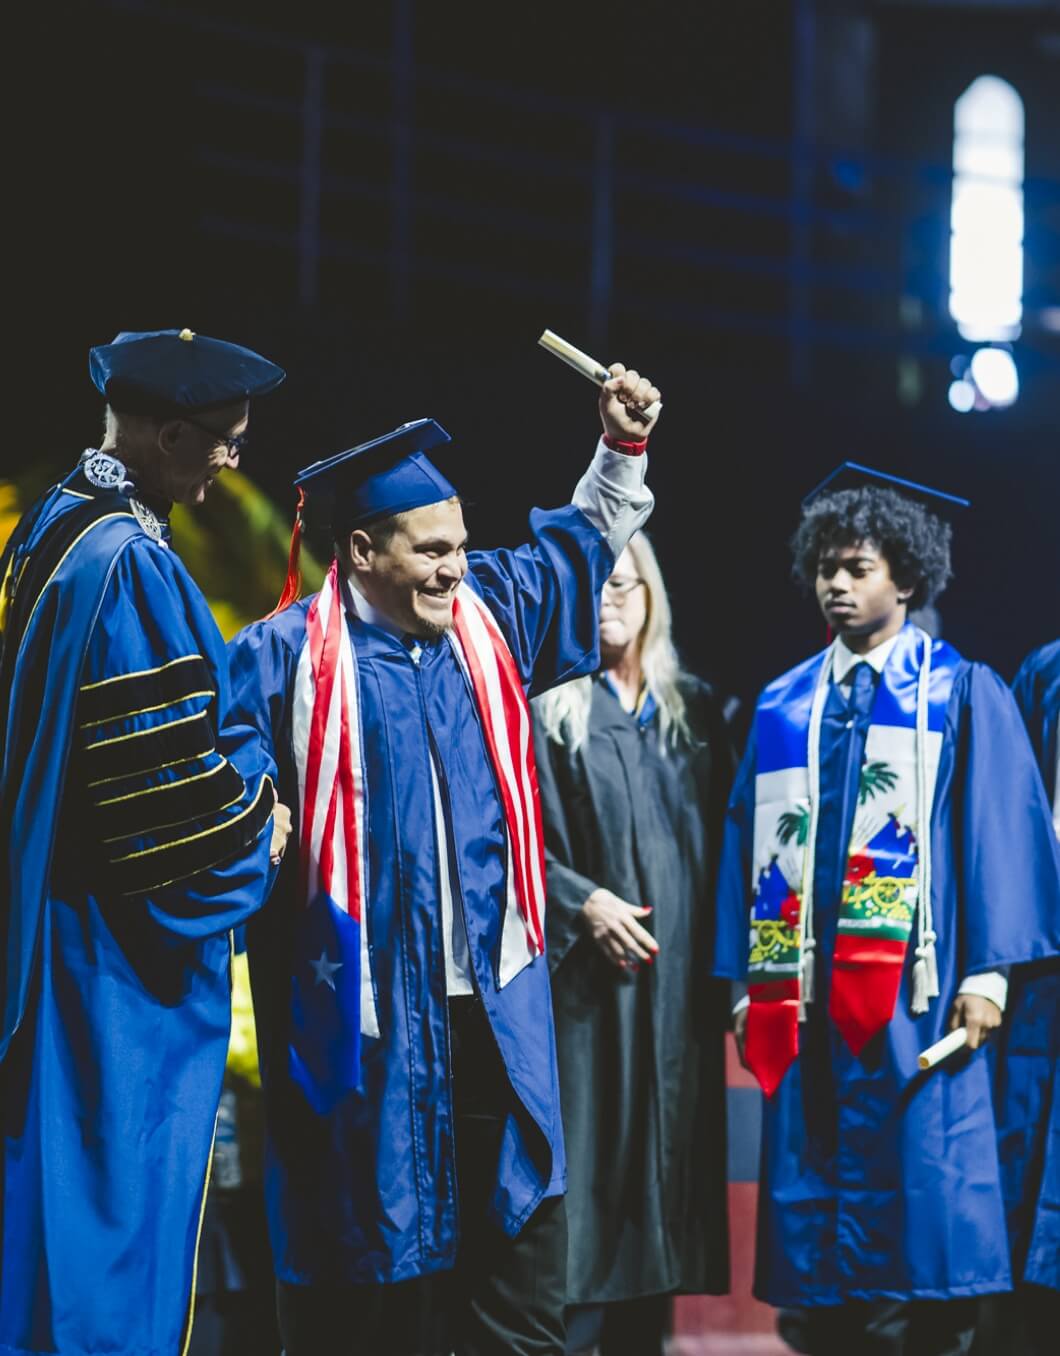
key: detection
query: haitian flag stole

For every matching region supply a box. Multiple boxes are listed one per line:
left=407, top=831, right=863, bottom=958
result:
left=745, top=625, right=960, bottom=1097
left=289, top=564, right=547, bottom=1113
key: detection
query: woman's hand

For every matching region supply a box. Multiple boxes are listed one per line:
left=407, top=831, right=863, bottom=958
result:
left=581, top=888, right=659, bottom=969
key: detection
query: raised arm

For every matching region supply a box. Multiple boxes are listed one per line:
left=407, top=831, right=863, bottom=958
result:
left=467, top=361, right=659, bottom=694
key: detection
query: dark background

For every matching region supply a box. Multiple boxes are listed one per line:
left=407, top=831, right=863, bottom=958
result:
left=7, top=0, right=1059, bottom=706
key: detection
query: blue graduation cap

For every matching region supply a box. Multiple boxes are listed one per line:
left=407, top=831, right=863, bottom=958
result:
left=804, top=462, right=970, bottom=520
left=90, top=328, right=285, bottom=415
left=267, top=419, right=457, bottom=618
left=295, top=418, right=457, bottom=534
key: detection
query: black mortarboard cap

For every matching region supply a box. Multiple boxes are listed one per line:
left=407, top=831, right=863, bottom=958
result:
left=90, top=328, right=285, bottom=415
left=803, top=462, right=970, bottom=521
left=295, top=418, right=457, bottom=533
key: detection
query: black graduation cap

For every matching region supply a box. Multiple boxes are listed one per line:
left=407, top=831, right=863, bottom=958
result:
left=803, top=462, right=970, bottom=520
left=90, top=328, right=285, bottom=415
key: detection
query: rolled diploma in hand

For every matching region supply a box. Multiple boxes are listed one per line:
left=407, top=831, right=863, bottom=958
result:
left=537, top=329, right=662, bottom=425
left=917, top=1027, right=968, bottom=1070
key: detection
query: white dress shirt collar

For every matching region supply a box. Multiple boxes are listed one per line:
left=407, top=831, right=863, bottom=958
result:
left=832, top=630, right=902, bottom=685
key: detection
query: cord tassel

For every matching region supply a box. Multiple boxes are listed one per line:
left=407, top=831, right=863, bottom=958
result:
left=911, top=932, right=939, bottom=1015
left=265, top=488, right=305, bottom=620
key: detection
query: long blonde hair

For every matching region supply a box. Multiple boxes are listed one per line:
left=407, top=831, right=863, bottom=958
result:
left=534, top=531, right=692, bottom=752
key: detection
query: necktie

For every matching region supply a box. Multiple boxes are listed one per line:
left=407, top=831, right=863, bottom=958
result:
left=848, top=661, right=877, bottom=720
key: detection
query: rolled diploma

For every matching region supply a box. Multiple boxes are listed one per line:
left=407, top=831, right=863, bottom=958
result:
left=537, top=329, right=662, bottom=424
left=917, top=1027, right=968, bottom=1070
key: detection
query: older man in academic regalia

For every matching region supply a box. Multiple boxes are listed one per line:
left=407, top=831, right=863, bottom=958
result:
left=227, top=363, right=661, bottom=1356
left=714, top=469, right=1060, bottom=1356
left=0, top=330, right=291, bottom=1356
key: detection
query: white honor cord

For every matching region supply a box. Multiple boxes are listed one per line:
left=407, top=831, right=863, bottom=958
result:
left=798, top=641, right=838, bottom=1017
left=911, top=629, right=938, bottom=1015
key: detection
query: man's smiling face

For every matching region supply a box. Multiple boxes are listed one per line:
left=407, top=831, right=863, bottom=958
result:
left=350, top=498, right=469, bottom=639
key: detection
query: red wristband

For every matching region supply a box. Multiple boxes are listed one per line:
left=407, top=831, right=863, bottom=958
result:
left=602, top=433, right=648, bottom=456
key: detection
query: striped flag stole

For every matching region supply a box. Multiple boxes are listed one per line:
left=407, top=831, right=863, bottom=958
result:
left=294, top=559, right=376, bottom=1038
left=292, top=567, right=546, bottom=1054
left=450, top=585, right=546, bottom=957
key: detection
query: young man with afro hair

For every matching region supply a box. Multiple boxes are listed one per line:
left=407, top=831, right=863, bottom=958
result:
left=713, top=467, right=1060, bottom=1355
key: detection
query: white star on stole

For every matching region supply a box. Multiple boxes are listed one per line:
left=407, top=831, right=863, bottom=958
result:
left=310, top=950, right=343, bottom=991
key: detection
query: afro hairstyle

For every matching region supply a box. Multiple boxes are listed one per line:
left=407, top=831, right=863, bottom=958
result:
left=791, top=486, right=953, bottom=611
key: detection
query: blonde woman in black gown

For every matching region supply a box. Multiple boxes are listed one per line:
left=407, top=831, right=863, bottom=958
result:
left=533, top=532, right=733, bottom=1356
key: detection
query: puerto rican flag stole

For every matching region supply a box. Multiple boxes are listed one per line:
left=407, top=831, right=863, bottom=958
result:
left=289, top=560, right=545, bottom=1112
left=745, top=625, right=961, bottom=1098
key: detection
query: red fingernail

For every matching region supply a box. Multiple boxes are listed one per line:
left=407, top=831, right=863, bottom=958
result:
left=643, top=907, right=653, bottom=913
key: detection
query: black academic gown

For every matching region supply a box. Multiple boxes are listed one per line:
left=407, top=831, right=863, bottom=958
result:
left=534, top=675, right=732, bottom=1305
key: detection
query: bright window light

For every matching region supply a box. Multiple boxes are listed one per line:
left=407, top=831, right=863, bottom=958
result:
left=948, top=76, right=1024, bottom=343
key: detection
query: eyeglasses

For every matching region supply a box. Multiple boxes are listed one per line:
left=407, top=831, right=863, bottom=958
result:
left=184, top=415, right=249, bottom=457
left=602, top=576, right=645, bottom=602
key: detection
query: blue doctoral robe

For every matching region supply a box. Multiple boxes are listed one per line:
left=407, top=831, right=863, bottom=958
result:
left=994, top=641, right=1060, bottom=1291
left=1, top=466, right=277, bottom=1356
left=226, top=504, right=612, bottom=1286
left=714, top=632, right=1060, bottom=1306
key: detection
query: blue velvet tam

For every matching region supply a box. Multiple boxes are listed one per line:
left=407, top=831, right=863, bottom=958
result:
left=89, top=328, right=285, bottom=416
left=296, top=418, right=457, bottom=533
left=804, top=461, right=970, bottom=521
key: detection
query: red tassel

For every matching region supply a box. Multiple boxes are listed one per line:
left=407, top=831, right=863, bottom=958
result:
left=265, top=488, right=305, bottom=620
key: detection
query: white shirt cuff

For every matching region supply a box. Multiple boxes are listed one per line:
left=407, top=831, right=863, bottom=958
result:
left=571, top=439, right=655, bottom=558
left=957, top=971, right=1008, bottom=1013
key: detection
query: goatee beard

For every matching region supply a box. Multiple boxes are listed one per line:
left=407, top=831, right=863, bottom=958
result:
left=415, top=617, right=453, bottom=642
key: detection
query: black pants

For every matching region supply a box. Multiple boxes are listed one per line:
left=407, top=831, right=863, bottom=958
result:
left=971, top=1285, right=1060, bottom=1356
left=277, top=997, right=568, bottom=1356
left=781, top=1300, right=980, bottom=1356
left=566, top=1294, right=671, bottom=1356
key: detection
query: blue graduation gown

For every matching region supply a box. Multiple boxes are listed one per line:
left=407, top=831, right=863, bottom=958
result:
left=1, top=469, right=277, bottom=1356
left=226, top=504, right=611, bottom=1286
left=714, top=645, right=1060, bottom=1306
left=995, top=641, right=1060, bottom=1291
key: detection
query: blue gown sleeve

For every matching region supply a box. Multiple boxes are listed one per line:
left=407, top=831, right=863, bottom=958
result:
left=1011, top=641, right=1060, bottom=794
left=74, top=538, right=276, bottom=937
left=957, top=663, right=1060, bottom=971
left=465, top=505, right=613, bottom=697
left=712, top=725, right=757, bottom=980
left=225, top=616, right=295, bottom=762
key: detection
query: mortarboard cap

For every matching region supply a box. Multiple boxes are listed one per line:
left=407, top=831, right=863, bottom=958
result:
left=90, top=328, right=285, bottom=416
left=803, top=461, right=970, bottom=521
left=295, top=418, right=457, bottom=533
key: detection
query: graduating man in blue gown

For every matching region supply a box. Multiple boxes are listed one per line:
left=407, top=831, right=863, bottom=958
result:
left=713, top=467, right=1060, bottom=1356
left=227, top=362, right=661, bottom=1355
left=980, top=640, right=1060, bottom=1355
left=0, top=330, right=292, bottom=1356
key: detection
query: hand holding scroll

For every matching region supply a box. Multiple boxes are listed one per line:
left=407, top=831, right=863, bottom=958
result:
left=599, top=364, right=662, bottom=442
left=948, top=992, right=1001, bottom=1050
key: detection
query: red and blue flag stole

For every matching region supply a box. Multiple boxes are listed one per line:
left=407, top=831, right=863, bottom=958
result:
left=449, top=587, right=546, bottom=964
left=744, top=625, right=959, bottom=1097
left=290, top=562, right=546, bottom=1112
